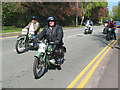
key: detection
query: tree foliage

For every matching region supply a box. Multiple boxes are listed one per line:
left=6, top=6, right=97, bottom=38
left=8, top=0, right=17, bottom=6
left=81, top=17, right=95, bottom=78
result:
left=2, top=2, right=108, bottom=27
left=112, top=5, right=118, bottom=21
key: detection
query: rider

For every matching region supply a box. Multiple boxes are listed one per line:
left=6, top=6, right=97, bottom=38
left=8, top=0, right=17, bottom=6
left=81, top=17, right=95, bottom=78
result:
left=38, top=16, right=64, bottom=64
left=86, top=18, right=93, bottom=30
left=104, top=20, right=109, bottom=26
left=106, top=19, right=117, bottom=40
left=23, top=16, right=40, bottom=48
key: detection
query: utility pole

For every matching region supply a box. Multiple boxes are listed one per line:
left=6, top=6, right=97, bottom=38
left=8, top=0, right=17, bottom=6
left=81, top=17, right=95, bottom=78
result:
left=0, top=1, right=2, bottom=31
left=101, top=16, right=103, bottom=24
left=76, top=1, right=78, bottom=26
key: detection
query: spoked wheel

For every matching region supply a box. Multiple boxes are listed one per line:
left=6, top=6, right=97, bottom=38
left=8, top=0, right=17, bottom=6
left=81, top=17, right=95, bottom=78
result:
left=84, top=29, right=87, bottom=34
left=103, top=28, right=106, bottom=34
left=33, top=57, right=46, bottom=79
left=16, top=38, right=26, bottom=54
left=110, top=33, right=114, bottom=40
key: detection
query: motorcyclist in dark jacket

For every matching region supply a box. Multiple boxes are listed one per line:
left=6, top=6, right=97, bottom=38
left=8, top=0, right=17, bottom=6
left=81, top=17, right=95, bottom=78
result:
left=38, top=16, right=64, bottom=63
left=106, top=19, right=117, bottom=40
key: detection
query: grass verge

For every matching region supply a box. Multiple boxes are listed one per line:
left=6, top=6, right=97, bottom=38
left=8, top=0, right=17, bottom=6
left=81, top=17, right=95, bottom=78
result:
left=0, top=26, right=22, bottom=33
left=0, top=25, right=83, bottom=36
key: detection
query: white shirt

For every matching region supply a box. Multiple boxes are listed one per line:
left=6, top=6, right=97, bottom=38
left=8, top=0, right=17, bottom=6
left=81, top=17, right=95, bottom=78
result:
left=29, top=23, right=34, bottom=34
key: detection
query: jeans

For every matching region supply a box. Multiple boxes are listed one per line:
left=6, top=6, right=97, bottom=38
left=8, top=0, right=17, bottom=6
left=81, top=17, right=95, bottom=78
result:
left=33, top=34, right=37, bottom=47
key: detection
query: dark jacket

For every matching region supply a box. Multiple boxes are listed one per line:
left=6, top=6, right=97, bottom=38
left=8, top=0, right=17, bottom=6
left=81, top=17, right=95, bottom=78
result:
left=107, top=22, right=117, bottom=28
left=38, top=24, right=63, bottom=46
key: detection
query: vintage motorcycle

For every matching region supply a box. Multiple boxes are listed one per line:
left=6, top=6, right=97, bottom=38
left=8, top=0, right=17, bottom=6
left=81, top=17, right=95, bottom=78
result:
left=103, top=23, right=108, bottom=34
left=33, top=40, right=66, bottom=79
left=15, top=29, right=38, bottom=54
left=106, top=28, right=114, bottom=41
left=84, top=24, right=93, bottom=34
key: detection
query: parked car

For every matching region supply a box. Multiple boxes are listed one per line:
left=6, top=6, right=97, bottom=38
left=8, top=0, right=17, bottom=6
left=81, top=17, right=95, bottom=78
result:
left=115, top=21, right=120, bottom=28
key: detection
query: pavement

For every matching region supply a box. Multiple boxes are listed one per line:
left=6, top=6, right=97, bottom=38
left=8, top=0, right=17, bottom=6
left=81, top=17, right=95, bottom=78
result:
left=98, top=29, right=119, bottom=88
left=0, top=26, right=119, bottom=89
left=98, top=45, right=118, bottom=88
left=83, top=28, right=119, bottom=88
left=84, top=40, right=119, bottom=88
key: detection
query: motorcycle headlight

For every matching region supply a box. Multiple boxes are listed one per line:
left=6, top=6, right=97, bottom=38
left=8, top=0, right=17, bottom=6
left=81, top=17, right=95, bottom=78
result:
left=38, top=43, right=46, bottom=52
left=109, top=28, right=111, bottom=31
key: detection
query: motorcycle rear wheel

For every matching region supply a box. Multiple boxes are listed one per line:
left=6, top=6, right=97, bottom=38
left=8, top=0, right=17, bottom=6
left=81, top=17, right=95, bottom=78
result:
left=33, top=57, right=46, bottom=79
left=107, top=33, right=111, bottom=41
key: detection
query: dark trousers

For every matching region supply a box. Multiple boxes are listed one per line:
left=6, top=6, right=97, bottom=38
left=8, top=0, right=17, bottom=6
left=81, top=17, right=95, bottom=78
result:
left=106, top=27, right=116, bottom=40
left=53, top=45, right=62, bottom=60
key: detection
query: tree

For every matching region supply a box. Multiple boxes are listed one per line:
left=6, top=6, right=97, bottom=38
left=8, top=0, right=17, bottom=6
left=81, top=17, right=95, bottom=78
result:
left=2, top=2, right=29, bottom=27
left=118, top=2, right=120, bottom=20
left=112, top=5, right=118, bottom=21
left=2, top=2, right=109, bottom=27
left=77, top=2, right=108, bottom=25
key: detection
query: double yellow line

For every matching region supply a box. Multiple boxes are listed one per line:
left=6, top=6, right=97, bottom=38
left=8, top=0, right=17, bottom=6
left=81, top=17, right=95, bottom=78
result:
left=67, top=37, right=119, bottom=88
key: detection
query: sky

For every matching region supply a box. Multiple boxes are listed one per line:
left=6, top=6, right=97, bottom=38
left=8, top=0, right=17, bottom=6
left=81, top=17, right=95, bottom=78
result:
left=108, top=0, right=119, bottom=12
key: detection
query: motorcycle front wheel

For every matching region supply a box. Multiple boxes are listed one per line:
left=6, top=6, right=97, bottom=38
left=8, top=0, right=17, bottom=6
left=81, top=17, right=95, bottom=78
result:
left=15, top=38, right=26, bottom=54
left=84, top=29, right=87, bottom=34
left=103, top=28, right=106, bottom=34
left=107, top=33, right=111, bottom=41
left=33, top=57, right=46, bottom=79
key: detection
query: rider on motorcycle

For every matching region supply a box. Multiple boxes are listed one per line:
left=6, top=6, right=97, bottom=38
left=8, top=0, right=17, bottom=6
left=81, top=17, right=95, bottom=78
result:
left=38, top=16, right=64, bottom=64
left=103, top=20, right=109, bottom=34
left=106, top=19, right=117, bottom=40
left=104, top=20, right=109, bottom=26
left=23, top=16, right=40, bottom=48
left=86, top=18, right=93, bottom=30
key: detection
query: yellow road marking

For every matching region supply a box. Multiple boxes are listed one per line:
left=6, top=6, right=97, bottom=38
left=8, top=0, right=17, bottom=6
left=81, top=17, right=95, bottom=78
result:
left=0, top=35, right=18, bottom=39
left=77, top=39, right=118, bottom=88
left=67, top=40, right=114, bottom=88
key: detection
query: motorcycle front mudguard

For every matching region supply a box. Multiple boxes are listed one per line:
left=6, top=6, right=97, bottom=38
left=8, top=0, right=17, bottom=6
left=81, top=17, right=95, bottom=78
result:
left=34, top=52, right=42, bottom=59
left=34, top=52, right=50, bottom=66
left=17, top=35, right=26, bottom=41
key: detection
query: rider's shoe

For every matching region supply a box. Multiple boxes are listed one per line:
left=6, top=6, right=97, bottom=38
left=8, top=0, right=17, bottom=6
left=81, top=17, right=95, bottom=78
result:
left=56, top=58, right=64, bottom=64
left=34, top=46, right=38, bottom=50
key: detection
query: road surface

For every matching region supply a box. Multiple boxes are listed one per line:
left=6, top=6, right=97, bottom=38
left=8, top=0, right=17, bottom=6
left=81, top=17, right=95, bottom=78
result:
left=1, top=26, right=119, bottom=88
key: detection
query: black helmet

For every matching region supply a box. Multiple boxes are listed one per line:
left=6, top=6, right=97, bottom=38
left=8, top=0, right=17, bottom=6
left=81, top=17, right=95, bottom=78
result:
left=32, top=16, right=37, bottom=20
left=47, top=16, right=57, bottom=21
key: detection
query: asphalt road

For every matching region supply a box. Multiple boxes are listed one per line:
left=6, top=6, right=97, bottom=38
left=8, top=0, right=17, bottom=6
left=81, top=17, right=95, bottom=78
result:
left=1, top=26, right=119, bottom=88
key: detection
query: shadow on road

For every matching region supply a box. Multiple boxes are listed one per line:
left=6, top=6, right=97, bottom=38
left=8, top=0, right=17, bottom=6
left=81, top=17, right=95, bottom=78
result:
left=93, top=34, right=111, bottom=45
left=115, top=38, right=120, bottom=50
left=115, top=47, right=120, bottom=50
left=93, top=33, right=117, bottom=49
left=92, top=33, right=115, bottom=49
